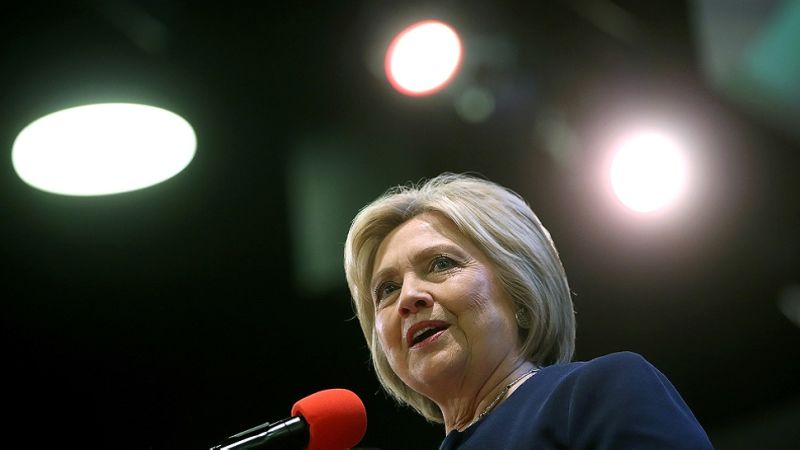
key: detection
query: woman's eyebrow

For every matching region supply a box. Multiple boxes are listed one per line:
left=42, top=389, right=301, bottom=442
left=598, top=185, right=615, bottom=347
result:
left=413, top=244, right=461, bottom=260
left=371, top=266, right=397, bottom=291
left=371, top=243, right=464, bottom=284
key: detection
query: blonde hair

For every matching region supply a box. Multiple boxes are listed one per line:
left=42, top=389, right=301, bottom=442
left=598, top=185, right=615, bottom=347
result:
left=344, top=173, right=575, bottom=423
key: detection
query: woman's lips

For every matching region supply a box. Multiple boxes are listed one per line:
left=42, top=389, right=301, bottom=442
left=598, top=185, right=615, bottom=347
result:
left=410, top=328, right=448, bottom=350
left=406, top=320, right=451, bottom=348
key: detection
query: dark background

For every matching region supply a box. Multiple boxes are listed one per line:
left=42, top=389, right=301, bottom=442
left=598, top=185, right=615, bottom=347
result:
left=1, top=1, right=799, bottom=449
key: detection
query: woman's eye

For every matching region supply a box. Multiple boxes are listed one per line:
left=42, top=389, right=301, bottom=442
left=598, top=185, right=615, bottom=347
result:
left=431, top=255, right=456, bottom=272
left=375, top=282, right=399, bottom=302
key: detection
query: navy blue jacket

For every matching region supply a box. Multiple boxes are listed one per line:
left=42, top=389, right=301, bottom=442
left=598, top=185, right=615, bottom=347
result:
left=440, top=352, right=713, bottom=449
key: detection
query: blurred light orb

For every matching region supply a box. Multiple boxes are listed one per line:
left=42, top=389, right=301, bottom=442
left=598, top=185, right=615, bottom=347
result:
left=610, top=132, right=688, bottom=213
left=385, top=20, right=462, bottom=96
left=12, top=103, right=196, bottom=196
left=778, top=284, right=800, bottom=328
left=455, top=86, right=495, bottom=123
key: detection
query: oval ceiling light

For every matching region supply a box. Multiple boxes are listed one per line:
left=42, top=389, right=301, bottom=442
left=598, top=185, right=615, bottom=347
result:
left=385, top=20, right=463, bottom=96
left=12, top=103, right=196, bottom=196
left=609, top=131, right=688, bottom=213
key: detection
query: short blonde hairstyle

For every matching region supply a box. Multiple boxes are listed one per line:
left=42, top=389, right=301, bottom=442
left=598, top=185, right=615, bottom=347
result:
left=344, top=173, right=575, bottom=423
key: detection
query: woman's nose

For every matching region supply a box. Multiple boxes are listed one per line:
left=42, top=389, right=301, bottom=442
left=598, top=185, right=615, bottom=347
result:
left=397, top=278, right=433, bottom=318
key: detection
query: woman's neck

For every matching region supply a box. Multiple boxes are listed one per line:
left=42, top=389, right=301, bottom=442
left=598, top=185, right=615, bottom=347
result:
left=438, top=359, right=538, bottom=434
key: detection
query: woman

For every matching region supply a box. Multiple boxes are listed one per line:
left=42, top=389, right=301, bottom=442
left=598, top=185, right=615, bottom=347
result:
left=344, top=173, right=713, bottom=449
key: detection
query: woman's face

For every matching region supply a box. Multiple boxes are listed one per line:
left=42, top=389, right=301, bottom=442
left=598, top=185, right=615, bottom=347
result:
left=371, top=213, right=521, bottom=397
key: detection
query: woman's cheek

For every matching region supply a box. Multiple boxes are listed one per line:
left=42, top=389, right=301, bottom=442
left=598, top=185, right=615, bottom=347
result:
left=375, top=314, right=397, bottom=351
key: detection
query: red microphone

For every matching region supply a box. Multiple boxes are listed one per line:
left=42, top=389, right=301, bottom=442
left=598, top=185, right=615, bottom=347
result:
left=210, top=389, right=367, bottom=450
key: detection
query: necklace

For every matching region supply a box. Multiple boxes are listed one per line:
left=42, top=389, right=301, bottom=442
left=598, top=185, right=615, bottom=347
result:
left=464, top=367, right=540, bottom=430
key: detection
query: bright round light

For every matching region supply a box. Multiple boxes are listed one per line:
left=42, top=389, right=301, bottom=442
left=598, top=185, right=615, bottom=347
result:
left=12, top=103, right=196, bottom=196
left=610, top=132, right=688, bottom=213
left=385, top=20, right=462, bottom=96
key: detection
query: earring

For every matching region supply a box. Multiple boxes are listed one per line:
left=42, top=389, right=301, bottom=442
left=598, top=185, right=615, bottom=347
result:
left=515, top=309, right=531, bottom=329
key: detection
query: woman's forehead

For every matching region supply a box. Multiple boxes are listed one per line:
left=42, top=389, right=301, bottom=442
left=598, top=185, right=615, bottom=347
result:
left=375, top=213, right=459, bottom=254
left=370, top=213, right=487, bottom=278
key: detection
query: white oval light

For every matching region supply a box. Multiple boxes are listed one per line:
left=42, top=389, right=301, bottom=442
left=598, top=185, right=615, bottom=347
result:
left=385, top=20, right=462, bottom=96
left=610, top=132, right=688, bottom=213
left=12, top=103, right=196, bottom=196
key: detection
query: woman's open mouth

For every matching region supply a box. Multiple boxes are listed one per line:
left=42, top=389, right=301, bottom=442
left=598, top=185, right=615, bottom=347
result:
left=407, top=321, right=450, bottom=349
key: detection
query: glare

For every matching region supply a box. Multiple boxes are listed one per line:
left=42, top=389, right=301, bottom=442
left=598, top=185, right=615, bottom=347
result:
left=778, top=284, right=800, bottom=328
left=385, top=20, right=462, bottom=96
left=609, top=132, right=688, bottom=213
left=455, top=86, right=495, bottom=123
left=12, top=103, right=196, bottom=196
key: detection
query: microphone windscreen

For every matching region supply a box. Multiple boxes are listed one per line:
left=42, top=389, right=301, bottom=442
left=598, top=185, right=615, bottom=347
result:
left=291, top=388, right=367, bottom=450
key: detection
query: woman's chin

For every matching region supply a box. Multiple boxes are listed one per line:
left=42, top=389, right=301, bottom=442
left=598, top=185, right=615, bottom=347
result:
left=406, top=348, right=466, bottom=394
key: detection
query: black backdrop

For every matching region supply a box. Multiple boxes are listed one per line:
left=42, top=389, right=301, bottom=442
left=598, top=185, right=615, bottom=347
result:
left=1, top=1, right=799, bottom=449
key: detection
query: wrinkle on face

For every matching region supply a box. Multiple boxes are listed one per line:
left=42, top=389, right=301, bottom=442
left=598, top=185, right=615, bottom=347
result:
left=371, top=213, right=522, bottom=402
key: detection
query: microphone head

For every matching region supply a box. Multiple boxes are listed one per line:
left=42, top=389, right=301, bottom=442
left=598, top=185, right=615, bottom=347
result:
left=291, top=388, right=367, bottom=450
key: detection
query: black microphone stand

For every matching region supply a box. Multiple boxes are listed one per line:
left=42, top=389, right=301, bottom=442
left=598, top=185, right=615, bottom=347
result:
left=210, top=416, right=309, bottom=450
